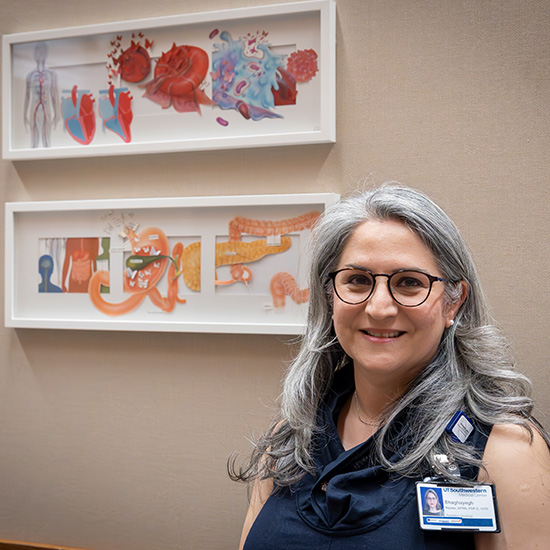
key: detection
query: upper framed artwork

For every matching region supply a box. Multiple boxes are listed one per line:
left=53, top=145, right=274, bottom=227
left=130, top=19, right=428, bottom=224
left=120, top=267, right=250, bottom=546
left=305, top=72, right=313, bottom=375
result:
left=5, top=193, right=339, bottom=334
left=2, top=0, right=336, bottom=160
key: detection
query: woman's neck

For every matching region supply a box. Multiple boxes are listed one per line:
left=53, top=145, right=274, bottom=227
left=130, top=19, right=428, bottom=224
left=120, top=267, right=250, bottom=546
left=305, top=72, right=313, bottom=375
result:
left=353, top=372, right=403, bottom=421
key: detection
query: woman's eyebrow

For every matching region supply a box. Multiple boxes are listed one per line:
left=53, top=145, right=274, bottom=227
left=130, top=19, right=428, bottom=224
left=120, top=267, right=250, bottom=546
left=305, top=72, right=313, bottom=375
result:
left=342, top=263, right=428, bottom=273
left=343, top=263, right=368, bottom=270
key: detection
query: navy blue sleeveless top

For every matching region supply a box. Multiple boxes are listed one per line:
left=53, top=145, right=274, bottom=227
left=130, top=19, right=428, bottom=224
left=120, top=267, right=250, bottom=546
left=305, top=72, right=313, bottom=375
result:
left=244, top=367, right=492, bottom=550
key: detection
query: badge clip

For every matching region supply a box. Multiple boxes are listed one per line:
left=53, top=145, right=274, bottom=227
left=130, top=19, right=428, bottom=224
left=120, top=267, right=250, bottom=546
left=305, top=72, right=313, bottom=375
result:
left=424, top=453, right=461, bottom=482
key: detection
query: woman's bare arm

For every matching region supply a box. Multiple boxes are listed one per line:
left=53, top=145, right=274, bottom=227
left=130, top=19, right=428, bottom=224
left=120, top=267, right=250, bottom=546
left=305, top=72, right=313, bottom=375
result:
left=238, top=477, right=274, bottom=550
left=475, top=423, right=550, bottom=549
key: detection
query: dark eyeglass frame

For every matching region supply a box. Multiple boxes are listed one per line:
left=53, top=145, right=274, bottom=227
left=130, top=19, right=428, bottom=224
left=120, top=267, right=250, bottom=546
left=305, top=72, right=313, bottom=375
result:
left=326, top=267, right=453, bottom=307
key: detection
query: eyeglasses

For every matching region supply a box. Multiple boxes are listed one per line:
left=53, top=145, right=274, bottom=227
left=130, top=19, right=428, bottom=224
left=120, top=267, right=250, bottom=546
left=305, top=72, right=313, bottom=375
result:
left=327, top=268, right=452, bottom=307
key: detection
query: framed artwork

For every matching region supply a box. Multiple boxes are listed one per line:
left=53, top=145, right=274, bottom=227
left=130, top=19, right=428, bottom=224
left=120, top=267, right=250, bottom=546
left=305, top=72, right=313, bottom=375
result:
left=5, top=193, right=339, bottom=334
left=2, top=0, right=336, bottom=160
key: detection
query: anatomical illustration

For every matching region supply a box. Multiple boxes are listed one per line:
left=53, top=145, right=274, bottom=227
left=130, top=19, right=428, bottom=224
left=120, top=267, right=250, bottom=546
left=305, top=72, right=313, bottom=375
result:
left=61, top=86, right=96, bottom=145
left=226, top=211, right=320, bottom=306
left=85, top=210, right=320, bottom=317
left=99, top=85, right=133, bottom=142
left=38, top=255, right=62, bottom=293
left=62, top=237, right=100, bottom=292
left=24, top=197, right=335, bottom=332
left=106, top=33, right=154, bottom=85
left=141, top=43, right=214, bottom=113
left=286, top=49, right=319, bottom=83
left=38, top=237, right=109, bottom=293
left=14, top=15, right=321, bottom=153
left=23, top=42, right=60, bottom=148
left=210, top=30, right=319, bottom=123
left=88, top=226, right=186, bottom=315
left=211, top=30, right=285, bottom=122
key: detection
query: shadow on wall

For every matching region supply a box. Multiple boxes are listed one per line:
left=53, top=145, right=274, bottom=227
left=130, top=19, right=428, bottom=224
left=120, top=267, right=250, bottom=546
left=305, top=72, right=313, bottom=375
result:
left=11, top=142, right=335, bottom=200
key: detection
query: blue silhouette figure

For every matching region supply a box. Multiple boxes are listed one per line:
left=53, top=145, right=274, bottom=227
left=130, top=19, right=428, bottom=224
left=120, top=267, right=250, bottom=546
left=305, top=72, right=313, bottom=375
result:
left=38, top=254, right=62, bottom=293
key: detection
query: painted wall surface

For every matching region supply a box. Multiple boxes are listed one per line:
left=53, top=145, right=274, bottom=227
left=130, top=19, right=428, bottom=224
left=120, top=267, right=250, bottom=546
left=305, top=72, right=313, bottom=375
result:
left=0, top=1, right=548, bottom=549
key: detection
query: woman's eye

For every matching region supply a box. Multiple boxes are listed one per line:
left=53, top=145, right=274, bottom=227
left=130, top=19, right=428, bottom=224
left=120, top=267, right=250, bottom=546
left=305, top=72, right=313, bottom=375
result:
left=345, top=273, right=372, bottom=286
left=393, top=273, right=429, bottom=290
left=348, top=276, right=369, bottom=285
left=397, top=277, right=422, bottom=287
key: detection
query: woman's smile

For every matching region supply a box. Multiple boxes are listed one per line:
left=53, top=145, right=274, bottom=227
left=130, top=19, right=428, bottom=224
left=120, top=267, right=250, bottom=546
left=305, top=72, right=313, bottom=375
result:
left=361, top=329, right=405, bottom=340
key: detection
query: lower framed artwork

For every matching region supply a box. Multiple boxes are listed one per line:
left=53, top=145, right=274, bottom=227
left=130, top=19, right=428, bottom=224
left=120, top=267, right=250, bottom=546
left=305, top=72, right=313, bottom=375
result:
left=4, top=193, right=338, bottom=334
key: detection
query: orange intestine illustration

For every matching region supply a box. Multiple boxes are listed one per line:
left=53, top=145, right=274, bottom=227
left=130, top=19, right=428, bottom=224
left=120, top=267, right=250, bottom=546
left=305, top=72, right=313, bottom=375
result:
left=227, top=211, right=320, bottom=307
left=88, top=211, right=320, bottom=316
left=88, top=226, right=186, bottom=316
left=270, top=272, right=310, bottom=308
left=228, top=211, right=320, bottom=241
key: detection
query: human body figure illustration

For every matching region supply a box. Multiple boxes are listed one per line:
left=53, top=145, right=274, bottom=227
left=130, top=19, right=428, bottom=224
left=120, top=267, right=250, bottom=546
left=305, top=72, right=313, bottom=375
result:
left=38, top=255, right=62, bottom=293
left=23, top=42, right=59, bottom=148
left=62, top=238, right=100, bottom=293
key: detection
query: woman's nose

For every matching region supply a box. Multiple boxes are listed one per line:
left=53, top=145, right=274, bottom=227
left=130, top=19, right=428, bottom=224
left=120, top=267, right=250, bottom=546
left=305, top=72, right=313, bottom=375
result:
left=364, top=278, right=399, bottom=318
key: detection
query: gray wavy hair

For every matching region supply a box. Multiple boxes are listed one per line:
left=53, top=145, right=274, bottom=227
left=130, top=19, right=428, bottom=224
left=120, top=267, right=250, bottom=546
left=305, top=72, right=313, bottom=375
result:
left=230, top=184, right=545, bottom=486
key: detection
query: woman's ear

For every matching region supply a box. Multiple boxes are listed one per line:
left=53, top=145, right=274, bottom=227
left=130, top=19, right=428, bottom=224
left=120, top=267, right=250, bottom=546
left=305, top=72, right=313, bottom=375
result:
left=444, top=281, right=469, bottom=327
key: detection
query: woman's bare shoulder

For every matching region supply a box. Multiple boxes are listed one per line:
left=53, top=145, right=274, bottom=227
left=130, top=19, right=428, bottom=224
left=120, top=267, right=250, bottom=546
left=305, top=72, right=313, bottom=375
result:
left=475, top=422, right=550, bottom=550
left=482, top=422, right=550, bottom=469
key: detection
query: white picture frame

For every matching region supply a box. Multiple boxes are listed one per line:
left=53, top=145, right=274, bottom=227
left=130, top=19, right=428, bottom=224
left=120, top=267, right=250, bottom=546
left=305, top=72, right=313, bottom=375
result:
left=5, top=193, right=339, bottom=334
left=2, top=1, right=336, bottom=160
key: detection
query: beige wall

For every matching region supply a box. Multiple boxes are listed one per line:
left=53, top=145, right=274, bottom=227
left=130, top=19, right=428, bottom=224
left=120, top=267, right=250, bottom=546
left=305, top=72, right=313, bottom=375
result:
left=1, top=0, right=549, bottom=549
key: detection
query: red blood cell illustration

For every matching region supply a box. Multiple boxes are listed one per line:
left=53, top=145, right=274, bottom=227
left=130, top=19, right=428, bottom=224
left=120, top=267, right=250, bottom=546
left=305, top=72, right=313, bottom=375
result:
left=286, top=48, right=319, bottom=83
left=237, top=101, right=250, bottom=119
left=141, top=43, right=214, bottom=113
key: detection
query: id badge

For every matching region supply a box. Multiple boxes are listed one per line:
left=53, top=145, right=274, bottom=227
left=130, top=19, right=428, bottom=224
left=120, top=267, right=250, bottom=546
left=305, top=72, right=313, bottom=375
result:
left=416, top=481, right=500, bottom=532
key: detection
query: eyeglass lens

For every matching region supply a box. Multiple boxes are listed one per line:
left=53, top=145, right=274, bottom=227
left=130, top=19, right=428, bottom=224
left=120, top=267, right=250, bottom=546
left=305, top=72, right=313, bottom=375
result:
left=333, top=269, right=434, bottom=306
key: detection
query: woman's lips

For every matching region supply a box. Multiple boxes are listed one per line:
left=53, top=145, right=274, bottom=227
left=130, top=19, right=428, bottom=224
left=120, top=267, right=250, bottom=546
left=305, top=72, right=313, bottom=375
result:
left=361, top=329, right=405, bottom=339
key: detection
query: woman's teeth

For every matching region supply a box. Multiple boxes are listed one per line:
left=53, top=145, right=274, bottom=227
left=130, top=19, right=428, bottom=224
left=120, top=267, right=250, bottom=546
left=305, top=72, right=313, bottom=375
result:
left=364, top=331, right=402, bottom=338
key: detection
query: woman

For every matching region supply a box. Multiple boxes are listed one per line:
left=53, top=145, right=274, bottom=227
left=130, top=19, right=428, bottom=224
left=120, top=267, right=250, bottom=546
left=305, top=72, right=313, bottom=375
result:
left=423, top=489, right=443, bottom=516
left=230, top=185, right=550, bottom=549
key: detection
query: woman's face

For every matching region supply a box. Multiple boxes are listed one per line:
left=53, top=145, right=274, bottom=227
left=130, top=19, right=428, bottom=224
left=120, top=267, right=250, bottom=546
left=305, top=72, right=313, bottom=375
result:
left=332, top=219, right=466, bottom=391
left=426, top=492, right=439, bottom=510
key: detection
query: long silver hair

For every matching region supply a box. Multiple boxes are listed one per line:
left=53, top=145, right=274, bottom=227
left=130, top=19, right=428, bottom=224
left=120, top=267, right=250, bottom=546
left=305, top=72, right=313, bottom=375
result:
left=230, top=184, right=545, bottom=486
